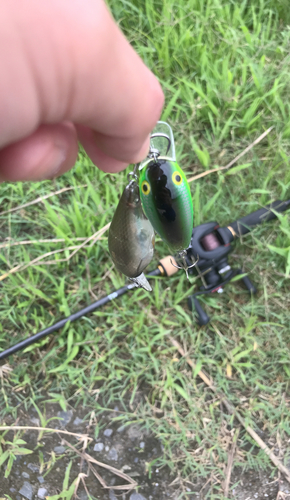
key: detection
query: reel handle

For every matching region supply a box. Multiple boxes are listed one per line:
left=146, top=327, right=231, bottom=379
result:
left=236, top=269, right=257, bottom=295
left=188, top=296, right=210, bottom=326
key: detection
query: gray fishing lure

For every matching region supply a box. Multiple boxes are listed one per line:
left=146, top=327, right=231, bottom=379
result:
left=108, top=178, right=155, bottom=291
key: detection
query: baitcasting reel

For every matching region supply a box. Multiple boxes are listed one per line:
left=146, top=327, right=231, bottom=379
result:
left=185, top=199, right=290, bottom=326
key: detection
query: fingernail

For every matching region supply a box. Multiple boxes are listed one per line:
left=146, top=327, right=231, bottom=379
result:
left=37, top=145, right=67, bottom=181
left=49, top=146, right=67, bottom=178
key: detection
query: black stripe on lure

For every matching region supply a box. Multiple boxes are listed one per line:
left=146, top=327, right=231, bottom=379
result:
left=108, top=170, right=155, bottom=291
left=139, top=121, right=196, bottom=277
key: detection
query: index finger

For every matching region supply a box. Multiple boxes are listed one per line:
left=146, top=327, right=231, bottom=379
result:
left=69, top=1, right=164, bottom=169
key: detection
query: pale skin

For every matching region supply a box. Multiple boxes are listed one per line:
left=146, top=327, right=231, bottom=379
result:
left=0, top=0, right=164, bottom=182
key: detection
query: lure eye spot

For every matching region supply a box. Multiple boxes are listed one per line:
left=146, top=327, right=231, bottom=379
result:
left=172, top=171, right=183, bottom=186
left=141, top=180, right=151, bottom=195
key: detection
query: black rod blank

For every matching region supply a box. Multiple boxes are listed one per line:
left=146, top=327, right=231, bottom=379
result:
left=0, top=269, right=161, bottom=361
left=229, top=199, right=290, bottom=237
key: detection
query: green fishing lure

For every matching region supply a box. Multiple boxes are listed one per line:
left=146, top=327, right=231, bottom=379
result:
left=139, top=159, right=193, bottom=253
left=139, top=122, right=194, bottom=255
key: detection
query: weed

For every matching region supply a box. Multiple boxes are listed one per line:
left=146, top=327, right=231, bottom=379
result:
left=1, top=0, right=290, bottom=497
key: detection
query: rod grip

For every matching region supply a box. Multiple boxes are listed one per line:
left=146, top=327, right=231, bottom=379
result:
left=158, top=256, right=178, bottom=277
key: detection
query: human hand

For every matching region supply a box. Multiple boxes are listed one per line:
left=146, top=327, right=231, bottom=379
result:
left=0, top=0, right=164, bottom=182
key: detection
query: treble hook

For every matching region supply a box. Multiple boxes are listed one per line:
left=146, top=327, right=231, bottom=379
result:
left=170, top=250, right=199, bottom=279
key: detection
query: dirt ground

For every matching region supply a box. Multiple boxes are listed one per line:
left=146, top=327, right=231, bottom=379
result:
left=1, top=402, right=290, bottom=500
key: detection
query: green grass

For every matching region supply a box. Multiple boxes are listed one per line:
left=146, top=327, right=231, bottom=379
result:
left=1, top=0, right=290, bottom=497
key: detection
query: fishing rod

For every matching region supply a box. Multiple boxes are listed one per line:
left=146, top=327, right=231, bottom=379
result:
left=0, top=257, right=178, bottom=361
left=0, top=198, right=289, bottom=361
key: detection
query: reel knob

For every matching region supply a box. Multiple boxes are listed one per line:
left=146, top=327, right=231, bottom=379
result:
left=188, top=296, right=210, bottom=326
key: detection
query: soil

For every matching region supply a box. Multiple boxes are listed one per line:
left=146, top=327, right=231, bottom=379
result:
left=1, top=402, right=290, bottom=500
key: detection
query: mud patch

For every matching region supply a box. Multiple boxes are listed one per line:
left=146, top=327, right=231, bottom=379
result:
left=1, top=401, right=290, bottom=499
left=0, top=402, right=175, bottom=500
left=231, top=469, right=281, bottom=500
